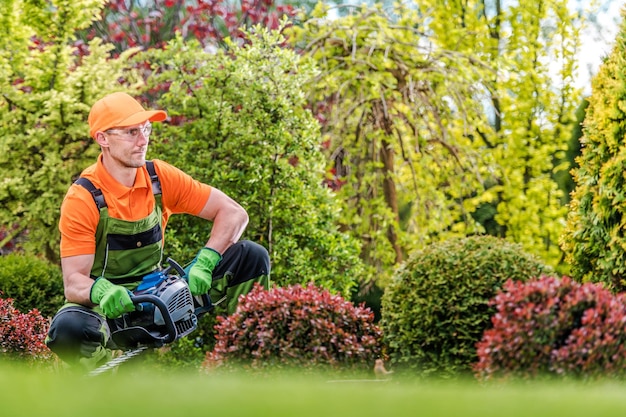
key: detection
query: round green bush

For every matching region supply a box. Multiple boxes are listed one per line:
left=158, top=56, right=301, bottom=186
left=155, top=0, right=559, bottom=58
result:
left=0, top=253, right=64, bottom=318
left=380, top=235, right=550, bottom=377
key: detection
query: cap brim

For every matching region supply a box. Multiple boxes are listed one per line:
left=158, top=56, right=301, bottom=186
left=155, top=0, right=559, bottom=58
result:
left=115, top=110, right=167, bottom=128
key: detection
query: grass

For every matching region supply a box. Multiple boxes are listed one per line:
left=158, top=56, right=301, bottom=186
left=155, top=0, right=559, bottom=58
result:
left=3, top=361, right=626, bottom=417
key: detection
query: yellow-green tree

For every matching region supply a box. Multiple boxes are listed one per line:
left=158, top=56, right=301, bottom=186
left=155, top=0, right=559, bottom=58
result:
left=141, top=25, right=365, bottom=295
left=562, top=8, right=626, bottom=291
left=290, top=0, right=581, bottom=283
left=0, top=1, right=365, bottom=297
left=475, top=0, right=581, bottom=271
left=0, top=0, right=143, bottom=259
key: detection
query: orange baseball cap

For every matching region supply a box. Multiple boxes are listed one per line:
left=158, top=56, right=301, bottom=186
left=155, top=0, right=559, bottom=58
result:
left=88, top=92, right=167, bottom=139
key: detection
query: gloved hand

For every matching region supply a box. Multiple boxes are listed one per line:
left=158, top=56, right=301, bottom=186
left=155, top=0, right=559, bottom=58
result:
left=90, top=277, right=135, bottom=319
left=185, top=247, right=222, bottom=296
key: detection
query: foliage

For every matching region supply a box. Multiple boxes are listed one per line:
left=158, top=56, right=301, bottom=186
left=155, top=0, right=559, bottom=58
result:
left=0, top=0, right=144, bottom=261
left=203, top=283, right=382, bottom=372
left=553, top=99, right=586, bottom=207
left=480, top=0, right=581, bottom=272
left=290, top=0, right=582, bottom=284
left=561, top=9, right=626, bottom=291
left=142, top=312, right=218, bottom=370
left=0, top=225, right=21, bottom=255
left=143, top=336, right=203, bottom=371
left=0, top=254, right=64, bottom=318
left=0, top=296, right=54, bottom=365
left=142, top=23, right=365, bottom=295
left=288, top=4, right=495, bottom=282
left=475, top=275, right=626, bottom=381
left=380, top=235, right=550, bottom=378
left=79, top=0, right=298, bottom=55
left=1, top=0, right=585, bottom=284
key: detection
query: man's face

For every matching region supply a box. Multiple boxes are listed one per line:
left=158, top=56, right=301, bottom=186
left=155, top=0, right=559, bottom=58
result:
left=101, top=121, right=151, bottom=168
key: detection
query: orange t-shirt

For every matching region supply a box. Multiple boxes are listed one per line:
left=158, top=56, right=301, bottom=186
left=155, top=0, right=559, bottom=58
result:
left=59, top=156, right=212, bottom=258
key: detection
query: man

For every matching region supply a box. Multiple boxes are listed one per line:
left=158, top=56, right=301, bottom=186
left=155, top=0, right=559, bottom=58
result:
left=46, top=92, right=270, bottom=370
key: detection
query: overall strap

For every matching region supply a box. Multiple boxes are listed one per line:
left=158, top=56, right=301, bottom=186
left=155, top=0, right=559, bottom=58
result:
left=75, top=177, right=107, bottom=209
left=74, top=160, right=161, bottom=208
left=145, top=160, right=162, bottom=196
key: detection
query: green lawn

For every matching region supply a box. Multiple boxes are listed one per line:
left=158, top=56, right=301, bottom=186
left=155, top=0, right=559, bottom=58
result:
left=2, top=363, right=626, bottom=417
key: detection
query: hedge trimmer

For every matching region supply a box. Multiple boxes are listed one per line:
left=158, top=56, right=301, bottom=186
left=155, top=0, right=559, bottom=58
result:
left=88, top=258, right=220, bottom=377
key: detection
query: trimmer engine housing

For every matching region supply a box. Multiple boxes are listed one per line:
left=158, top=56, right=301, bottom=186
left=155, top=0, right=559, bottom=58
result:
left=110, top=261, right=200, bottom=349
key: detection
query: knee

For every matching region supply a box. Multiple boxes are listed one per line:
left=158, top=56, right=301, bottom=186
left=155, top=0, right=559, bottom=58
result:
left=244, top=241, right=269, bottom=263
left=46, top=308, right=106, bottom=361
left=226, top=240, right=269, bottom=272
left=48, top=312, right=89, bottom=343
left=242, top=240, right=270, bottom=275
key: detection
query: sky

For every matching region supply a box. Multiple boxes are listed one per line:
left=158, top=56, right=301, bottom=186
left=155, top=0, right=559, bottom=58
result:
left=576, top=0, right=624, bottom=93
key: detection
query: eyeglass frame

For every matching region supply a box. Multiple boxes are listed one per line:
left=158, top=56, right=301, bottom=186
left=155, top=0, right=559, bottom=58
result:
left=104, top=122, right=152, bottom=139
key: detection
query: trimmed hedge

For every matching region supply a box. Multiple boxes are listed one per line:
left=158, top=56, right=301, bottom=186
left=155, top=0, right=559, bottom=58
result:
left=381, top=235, right=550, bottom=377
left=0, top=254, right=64, bottom=318
left=0, top=296, right=53, bottom=365
left=475, top=275, right=626, bottom=380
left=203, top=283, right=382, bottom=372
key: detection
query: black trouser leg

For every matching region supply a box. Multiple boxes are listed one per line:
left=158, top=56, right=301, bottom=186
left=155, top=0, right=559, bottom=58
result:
left=45, top=304, right=112, bottom=370
left=210, top=240, right=270, bottom=314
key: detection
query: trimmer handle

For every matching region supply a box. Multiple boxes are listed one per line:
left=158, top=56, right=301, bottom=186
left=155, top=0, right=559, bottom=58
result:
left=130, top=294, right=177, bottom=344
left=164, top=256, right=214, bottom=318
left=162, top=257, right=186, bottom=277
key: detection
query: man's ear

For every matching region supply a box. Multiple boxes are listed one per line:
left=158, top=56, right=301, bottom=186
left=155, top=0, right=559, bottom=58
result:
left=94, top=132, right=110, bottom=147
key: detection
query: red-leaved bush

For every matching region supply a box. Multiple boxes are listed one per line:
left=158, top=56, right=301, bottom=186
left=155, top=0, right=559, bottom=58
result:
left=0, top=296, right=53, bottom=364
left=474, top=275, right=626, bottom=380
left=202, top=283, right=382, bottom=372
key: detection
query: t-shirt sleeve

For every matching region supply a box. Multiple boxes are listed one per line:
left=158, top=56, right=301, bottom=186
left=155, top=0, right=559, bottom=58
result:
left=153, top=159, right=212, bottom=216
left=59, top=185, right=100, bottom=258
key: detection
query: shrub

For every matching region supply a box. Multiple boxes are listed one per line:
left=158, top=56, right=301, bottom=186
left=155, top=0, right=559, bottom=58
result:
left=202, top=283, right=383, bottom=372
left=0, top=254, right=64, bottom=318
left=475, top=275, right=626, bottom=380
left=380, top=235, right=550, bottom=377
left=0, top=296, right=54, bottom=364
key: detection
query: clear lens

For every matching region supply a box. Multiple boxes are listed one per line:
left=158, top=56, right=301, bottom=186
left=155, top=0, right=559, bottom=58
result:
left=106, top=122, right=152, bottom=139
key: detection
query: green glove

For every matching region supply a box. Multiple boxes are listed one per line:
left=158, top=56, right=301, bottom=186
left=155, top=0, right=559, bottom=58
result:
left=186, top=247, right=222, bottom=296
left=90, top=277, right=135, bottom=319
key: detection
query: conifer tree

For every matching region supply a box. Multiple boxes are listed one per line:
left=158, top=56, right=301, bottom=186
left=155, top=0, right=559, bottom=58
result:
left=562, top=8, right=626, bottom=291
